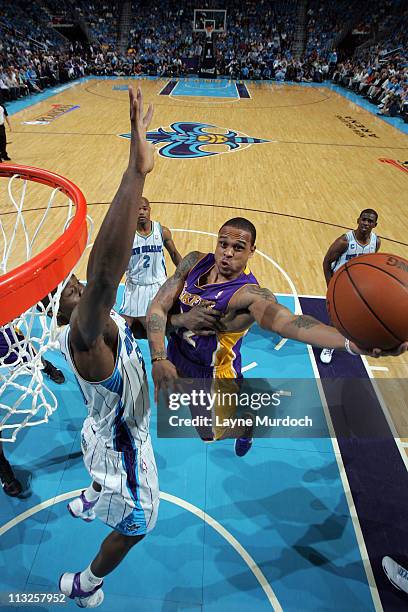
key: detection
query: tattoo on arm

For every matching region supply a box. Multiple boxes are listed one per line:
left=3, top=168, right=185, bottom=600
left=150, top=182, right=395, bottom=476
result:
left=292, top=315, right=320, bottom=330
left=148, top=251, right=202, bottom=315
left=146, top=313, right=166, bottom=333
left=246, top=285, right=278, bottom=302
left=174, top=251, right=201, bottom=280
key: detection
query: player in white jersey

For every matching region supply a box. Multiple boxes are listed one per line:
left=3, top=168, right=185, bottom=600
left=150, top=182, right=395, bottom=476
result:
left=320, top=209, right=381, bottom=364
left=42, top=88, right=158, bottom=608
left=120, top=196, right=181, bottom=328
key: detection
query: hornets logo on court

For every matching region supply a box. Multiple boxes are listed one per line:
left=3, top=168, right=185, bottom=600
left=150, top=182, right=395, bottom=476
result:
left=119, top=122, right=270, bottom=159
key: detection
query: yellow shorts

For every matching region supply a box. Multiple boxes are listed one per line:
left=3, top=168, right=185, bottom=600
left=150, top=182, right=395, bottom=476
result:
left=210, top=375, right=241, bottom=441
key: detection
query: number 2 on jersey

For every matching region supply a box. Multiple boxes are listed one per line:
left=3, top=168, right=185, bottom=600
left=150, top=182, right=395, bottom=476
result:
left=142, top=255, right=151, bottom=269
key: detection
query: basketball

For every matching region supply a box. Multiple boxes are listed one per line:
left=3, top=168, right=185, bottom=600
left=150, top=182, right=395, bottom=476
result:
left=327, top=253, right=408, bottom=350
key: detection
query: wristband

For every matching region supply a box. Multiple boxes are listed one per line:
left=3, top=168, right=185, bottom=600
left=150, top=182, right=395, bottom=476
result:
left=344, top=338, right=358, bottom=356
left=151, top=356, right=168, bottom=364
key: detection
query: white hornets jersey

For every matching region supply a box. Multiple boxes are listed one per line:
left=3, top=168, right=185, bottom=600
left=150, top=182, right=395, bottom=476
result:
left=59, top=311, right=150, bottom=449
left=126, top=221, right=167, bottom=286
left=332, top=230, right=378, bottom=272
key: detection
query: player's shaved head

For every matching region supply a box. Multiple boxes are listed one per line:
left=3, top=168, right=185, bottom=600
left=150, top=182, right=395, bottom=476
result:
left=220, top=217, right=256, bottom=245
left=359, top=208, right=378, bottom=221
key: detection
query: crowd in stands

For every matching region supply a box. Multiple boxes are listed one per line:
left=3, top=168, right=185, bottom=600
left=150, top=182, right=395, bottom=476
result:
left=0, top=0, right=406, bottom=122
left=333, top=48, right=407, bottom=121
left=305, top=0, right=359, bottom=57
left=123, top=0, right=299, bottom=79
left=329, top=0, right=408, bottom=121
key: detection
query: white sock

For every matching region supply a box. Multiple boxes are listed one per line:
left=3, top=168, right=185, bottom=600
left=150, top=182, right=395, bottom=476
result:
left=80, top=565, right=103, bottom=591
left=83, top=483, right=100, bottom=503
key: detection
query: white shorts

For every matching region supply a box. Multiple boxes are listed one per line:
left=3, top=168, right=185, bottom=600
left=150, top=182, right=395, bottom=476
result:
left=119, top=280, right=165, bottom=317
left=81, top=418, right=159, bottom=535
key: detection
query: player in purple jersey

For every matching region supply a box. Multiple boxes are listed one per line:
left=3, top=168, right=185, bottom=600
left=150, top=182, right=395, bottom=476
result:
left=146, top=217, right=407, bottom=456
left=0, top=326, right=64, bottom=381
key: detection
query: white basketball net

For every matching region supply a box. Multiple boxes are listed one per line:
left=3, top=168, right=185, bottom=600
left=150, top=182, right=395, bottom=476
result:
left=0, top=172, right=92, bottom=442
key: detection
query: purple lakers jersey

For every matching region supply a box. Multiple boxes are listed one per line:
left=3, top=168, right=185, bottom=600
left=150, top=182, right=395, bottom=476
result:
left=167, top=253, right=259, bottom=378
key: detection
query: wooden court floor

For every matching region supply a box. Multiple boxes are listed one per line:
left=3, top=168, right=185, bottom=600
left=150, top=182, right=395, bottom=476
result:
left=1, top=77, right=407, bottom=441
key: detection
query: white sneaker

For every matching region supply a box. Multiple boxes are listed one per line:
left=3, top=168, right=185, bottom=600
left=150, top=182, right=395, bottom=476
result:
left=382, top=556, right=408, bottom=594
left=67, top=491, right=97, bottom=522
left=320, top=348, right=334, bottom=364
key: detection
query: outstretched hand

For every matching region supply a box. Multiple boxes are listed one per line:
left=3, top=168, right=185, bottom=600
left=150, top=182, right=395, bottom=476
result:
left=128, top=86, right=154, bottom=176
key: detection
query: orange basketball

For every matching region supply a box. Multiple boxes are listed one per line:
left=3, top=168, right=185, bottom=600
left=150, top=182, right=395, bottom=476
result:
left=326, top=253, right=408, bottom=350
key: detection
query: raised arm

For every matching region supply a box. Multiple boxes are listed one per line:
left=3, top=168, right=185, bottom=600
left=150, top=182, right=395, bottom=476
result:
left=322, top=235, right=348, bottom=286
left=162, top=226, right=182, bottom=266
left=70, top=88, right=154, bottom=374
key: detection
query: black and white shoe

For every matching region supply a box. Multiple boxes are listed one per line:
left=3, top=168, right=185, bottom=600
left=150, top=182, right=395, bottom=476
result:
left=42, top=359, right=65, bottom=384
left=0, top=455, right=23, bottom=497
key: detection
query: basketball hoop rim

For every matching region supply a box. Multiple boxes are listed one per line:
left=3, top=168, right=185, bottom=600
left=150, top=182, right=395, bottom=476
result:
left=0, top=164, right=87, bottom=326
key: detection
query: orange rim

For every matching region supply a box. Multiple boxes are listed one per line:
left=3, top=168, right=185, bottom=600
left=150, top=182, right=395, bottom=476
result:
left=0, top=164, right=87, bottom=325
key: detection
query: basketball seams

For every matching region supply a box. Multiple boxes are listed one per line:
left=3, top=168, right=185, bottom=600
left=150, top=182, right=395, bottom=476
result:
left=329, top=269, right=372, bottom=346
left=347, top=260, right=408, bottom=290
left=344, top=264, right=403, bottom=344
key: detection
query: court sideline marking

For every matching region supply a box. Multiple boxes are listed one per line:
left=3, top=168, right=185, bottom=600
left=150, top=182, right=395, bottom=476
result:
left=361, top=355, right=408, bottom=472
left=0, top=489, right=282, bottom=611
left=305, top=343, right=382, bottom=611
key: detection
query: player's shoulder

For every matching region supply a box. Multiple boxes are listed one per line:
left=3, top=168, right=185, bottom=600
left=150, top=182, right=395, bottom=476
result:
left=174, top=251, right=207, bottom=277
left=340, top=231, right=352, bottom=242
left=160, top=224, right=171, bottom=238
left=330, top=232, right=349, bottom=250
left=230, top=283, right=277, bottom=309
left=150, top=219, right=162, bottom=233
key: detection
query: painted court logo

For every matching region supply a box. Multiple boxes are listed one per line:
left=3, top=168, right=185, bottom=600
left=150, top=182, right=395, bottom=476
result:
left=22, top=104, right=79, bottom=125
left=379, top=158, right=408, bottom=175
left=119, top=121, right=270, bottom=159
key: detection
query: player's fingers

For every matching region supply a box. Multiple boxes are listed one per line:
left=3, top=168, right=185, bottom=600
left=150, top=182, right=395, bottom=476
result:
left=129, top=85, right=134, bottom=105
left=385, top=342, right=408, bottom=356
left=129, top=86, right=136, bottom=120
left=198, top=300, right=215, bottom=308
left=200, top=312, right=219, bottom=323
left=204, top=309, right=222, bottom=318
left=212, top=318, right=227, bottom=330
left=144, top=103, right=154, bottom=128
left=173, top=376, right=184, bottom=397
left=395, top=342, right=408, bottom=355
left=137, top=88, right=144, bottom=121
